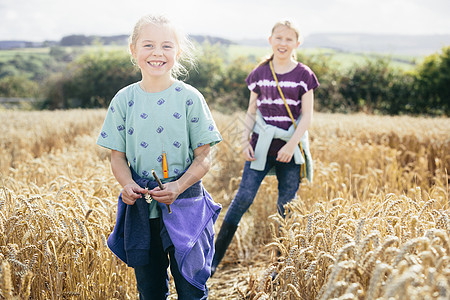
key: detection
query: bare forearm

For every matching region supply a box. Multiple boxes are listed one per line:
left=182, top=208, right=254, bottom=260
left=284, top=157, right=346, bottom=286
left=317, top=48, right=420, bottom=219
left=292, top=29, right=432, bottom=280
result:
left=242, top=91, right=258, bottom=144
left=111, top=150, right=135, bottom=188
left=110, top=150, right=147, bottom=205
left=241, top=111, right=256, bottom=144
left=289, top=113, right=312, bottom=145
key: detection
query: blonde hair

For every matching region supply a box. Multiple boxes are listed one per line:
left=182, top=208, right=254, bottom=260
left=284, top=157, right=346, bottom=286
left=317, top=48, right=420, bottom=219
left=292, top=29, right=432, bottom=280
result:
left=259, top=19, right=302, bottom=66
left=129, top=14, right=196, bottom=79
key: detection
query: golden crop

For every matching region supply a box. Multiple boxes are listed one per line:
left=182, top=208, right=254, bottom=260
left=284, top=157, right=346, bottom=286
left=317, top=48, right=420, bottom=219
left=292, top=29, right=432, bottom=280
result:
left=0, top=109, right=448, bottom=299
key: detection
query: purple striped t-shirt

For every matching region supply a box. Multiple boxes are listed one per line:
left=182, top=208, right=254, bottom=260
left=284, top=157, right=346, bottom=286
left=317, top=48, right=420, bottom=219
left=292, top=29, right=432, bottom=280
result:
left=246, top=62, right=319, bottom=156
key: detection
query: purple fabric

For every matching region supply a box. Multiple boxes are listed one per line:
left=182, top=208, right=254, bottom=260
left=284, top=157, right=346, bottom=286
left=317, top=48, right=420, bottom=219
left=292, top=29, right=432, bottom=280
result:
left=246, top=62, right=319, bottom=155
left=107, top=168, right=221, bottom=291
left=161, top=188, right=220, bottom=290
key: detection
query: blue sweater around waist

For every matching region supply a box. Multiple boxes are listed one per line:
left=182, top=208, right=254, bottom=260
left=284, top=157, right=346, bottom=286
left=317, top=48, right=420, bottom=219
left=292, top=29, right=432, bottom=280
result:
left=107, top=168, right=221, bottom=291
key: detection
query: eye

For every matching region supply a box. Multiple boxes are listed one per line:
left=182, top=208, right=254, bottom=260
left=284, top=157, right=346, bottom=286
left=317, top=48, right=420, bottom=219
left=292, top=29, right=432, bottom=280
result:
left=144, top=44, right=154, bottom=48
left=163, top=45, right=173, bottom=49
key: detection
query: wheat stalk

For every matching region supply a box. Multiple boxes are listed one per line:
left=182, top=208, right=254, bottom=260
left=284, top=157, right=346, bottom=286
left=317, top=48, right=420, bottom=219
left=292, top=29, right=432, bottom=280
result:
left=0, top=260, right=12, bottom=300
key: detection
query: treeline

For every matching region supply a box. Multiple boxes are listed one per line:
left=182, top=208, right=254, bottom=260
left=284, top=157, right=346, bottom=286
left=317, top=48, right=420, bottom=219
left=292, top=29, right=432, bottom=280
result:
left=58, top=34, right=233, bottom=47
left=0, top=34, right=234, bottom=49
left=0, top=43, right=449, bottom=115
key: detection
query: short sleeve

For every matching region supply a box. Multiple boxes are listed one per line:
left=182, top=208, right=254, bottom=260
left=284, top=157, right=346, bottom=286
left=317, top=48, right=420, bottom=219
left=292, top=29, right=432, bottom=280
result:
left=301, top=64, right=320, bottom=95
left=245, top=67, right=261, bottom=95
left=186, top=93, right=222, bottom=150
left=96, top=95, right=127, bottom=152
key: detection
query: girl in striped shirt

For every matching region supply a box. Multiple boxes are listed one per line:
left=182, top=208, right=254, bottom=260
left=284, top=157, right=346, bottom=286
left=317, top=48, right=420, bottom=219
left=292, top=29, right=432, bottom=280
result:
left=211, top=19, right=319, bottom=275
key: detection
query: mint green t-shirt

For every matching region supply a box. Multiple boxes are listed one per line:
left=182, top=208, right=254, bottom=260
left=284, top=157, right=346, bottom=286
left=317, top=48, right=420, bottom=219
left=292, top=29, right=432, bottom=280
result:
left=97, top=81, right=222, bottom=217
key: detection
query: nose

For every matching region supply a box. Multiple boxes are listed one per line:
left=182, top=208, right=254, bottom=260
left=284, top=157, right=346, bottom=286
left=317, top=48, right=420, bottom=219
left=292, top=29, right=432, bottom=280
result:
left=152, top=45, right=163, bottom=56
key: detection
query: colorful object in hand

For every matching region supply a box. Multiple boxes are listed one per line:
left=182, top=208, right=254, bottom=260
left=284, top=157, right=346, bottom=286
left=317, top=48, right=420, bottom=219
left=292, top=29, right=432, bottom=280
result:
left=163, top=152, right=169, bottom=178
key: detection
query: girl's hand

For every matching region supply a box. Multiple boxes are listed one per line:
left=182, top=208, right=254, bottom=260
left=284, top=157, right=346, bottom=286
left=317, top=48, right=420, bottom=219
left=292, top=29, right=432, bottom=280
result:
left=148, top=181, right=180, bottom=206
left=276, top=141, right=297, bottom=163
left=122, top=182, right=148, bottom=205
left=242, top=142, right=256, bottom=161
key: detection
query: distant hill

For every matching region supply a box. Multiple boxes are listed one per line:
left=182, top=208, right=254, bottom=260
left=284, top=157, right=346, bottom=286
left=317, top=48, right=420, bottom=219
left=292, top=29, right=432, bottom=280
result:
left=59, top=34, right=129, bottom=46
left=1, top=33, right=448, bottom=55
left=0, top=40, right=55, bottom=49
left=0, top=34, right=234, bottom=50
left=235, top=33, right=450, bottom=55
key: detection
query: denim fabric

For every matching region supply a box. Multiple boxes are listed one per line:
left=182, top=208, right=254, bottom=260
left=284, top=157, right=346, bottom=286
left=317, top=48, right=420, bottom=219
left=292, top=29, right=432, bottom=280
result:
left=134, top=218, right=208, bottom=300
left=224, top=156, right=301, bottom=226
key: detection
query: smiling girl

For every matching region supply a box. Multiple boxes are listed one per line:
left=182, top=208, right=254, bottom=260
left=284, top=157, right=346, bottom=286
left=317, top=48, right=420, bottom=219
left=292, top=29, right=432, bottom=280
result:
left=97, top=14, right=222, bottom=299
left=211, top=19, right=319, bottom=275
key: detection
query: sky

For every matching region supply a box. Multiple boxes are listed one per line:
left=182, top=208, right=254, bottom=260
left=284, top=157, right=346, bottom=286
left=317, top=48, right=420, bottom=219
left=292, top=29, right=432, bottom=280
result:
left=1, top=0, right=449, bottom=42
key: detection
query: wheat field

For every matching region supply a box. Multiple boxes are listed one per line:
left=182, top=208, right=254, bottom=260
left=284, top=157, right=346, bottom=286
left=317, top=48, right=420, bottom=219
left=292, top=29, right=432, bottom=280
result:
left=0, top=109, right=448, bottom=299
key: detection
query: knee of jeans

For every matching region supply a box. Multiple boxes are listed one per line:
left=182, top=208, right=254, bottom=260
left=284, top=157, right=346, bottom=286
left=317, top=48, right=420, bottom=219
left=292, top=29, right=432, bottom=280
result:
left=224, top=197, right=253, bottom=225
left=237, top=187, right=258, bottom=202
left=278, top=181, right=299, bottom=198
left=230, top=193, right=254, bottom=214
left=225, top=202, right=249, bottom=222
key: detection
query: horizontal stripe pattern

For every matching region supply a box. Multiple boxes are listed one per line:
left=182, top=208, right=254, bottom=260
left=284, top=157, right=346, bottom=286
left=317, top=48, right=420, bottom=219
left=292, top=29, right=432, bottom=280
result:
left=262, top=115, right=293, bottom=122
left=246, top=62, right=319, bottom=130
left=257, top=97, right=300, bottom=106
left=250, top=79, right=309, bottom=93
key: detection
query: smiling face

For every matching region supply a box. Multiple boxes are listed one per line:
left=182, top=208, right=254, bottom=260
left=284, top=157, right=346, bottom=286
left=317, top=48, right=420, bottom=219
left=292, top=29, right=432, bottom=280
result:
left=269, top=25, right=300, bottom=61
left=130, top=22, right=179, bottom=81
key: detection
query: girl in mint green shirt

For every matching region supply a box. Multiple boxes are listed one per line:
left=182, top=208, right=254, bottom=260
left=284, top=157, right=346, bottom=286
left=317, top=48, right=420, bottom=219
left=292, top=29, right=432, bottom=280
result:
left=97, top=14, right=221, bottom=299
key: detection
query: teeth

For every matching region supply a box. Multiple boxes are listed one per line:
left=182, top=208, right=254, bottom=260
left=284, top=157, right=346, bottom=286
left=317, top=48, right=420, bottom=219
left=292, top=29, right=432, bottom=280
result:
left=149, top=61, right=164, bottom=66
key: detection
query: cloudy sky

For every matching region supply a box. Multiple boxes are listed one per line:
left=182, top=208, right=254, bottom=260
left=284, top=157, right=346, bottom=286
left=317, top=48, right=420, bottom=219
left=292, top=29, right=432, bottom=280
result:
left=1, top=0, right=449, bottom=42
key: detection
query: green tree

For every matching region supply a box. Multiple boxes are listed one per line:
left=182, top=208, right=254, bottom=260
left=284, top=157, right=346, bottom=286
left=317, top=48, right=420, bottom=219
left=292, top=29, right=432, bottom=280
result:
left=336, top=57, right=416, bottom=114
left=296, top=51, right=346, bottom=113
left=414, top=46, right=450, bottom=115
left=60, top=48, right=140, bottom=108
left=49, top=46, right=73, bottom=62
left=0, top=75, right=38, bottom=98
left=218, top=56, right=254, bottom=111
left=383, top=71, right=415, bottom=115
left=41, top=73, right=69, bottom=109
left=0, top=62, right=20, bottom=78
left=185, top=42, right=226, bottom=103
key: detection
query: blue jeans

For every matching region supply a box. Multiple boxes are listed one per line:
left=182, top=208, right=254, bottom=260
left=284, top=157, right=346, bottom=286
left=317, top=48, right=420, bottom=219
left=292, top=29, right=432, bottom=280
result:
left=134, top=219, right=208, bottom=300
left=224, top=157, right=301, bottom=226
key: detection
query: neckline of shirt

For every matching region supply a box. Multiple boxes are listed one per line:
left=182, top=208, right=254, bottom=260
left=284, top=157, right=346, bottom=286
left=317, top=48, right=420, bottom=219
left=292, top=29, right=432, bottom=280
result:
left=270, top=62, right=300, bottom=76
left=135, top=81, right=180, bottom=96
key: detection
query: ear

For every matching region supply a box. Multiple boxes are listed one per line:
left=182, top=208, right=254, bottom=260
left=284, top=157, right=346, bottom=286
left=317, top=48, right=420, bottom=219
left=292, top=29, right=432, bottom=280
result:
left=268, top=36, right=273, bottom=45
left=129, top=44, right=136, bottom=58
left=296, top=40, right=301, bottom=48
